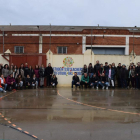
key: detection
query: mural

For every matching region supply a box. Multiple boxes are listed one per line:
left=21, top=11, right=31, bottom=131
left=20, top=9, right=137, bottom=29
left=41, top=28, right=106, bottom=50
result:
left=63, top=57, right=74, bottom=67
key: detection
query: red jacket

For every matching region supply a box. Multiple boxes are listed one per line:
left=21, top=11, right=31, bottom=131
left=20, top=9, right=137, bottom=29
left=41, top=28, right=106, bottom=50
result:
left=0, top=78, right=6, bottom=88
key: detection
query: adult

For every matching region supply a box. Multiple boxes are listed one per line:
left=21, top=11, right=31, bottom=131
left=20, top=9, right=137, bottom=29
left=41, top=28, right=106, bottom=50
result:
left=71, top=72, right=80, bottom=88
left=88, top=63, right=94, bottom=78
left=136, top=62, right=140, bottom=89
left=131, top=65, right=136, bottom=89
left=80, top=73, right=89, bottom=88
left=45, top=63, right=53, bottom=87
left=24, top=63, right=29, bottom=78
left=94, top=60, right=100, bottom=77
left=81, top=64, right=88, bottom=75
left=120, top=64, right=127, bottom=88
left=6, top=73, right=16, bottom=91
left=0, top=75, right=7, bottom=92
left=28, top=66, right=34, bottom=79
left=51, top=75, right=58, bottom=88
left=39, top=64, right=45, bottom=88
left=16, top=74, right=24, bottom=89
left=116, top=63, right=122, bottom=88
left=2, top=64, right=9, bottom=80
left=98, top=73, right=109, bottom=89
left=89, top=74, right=99, bottom=89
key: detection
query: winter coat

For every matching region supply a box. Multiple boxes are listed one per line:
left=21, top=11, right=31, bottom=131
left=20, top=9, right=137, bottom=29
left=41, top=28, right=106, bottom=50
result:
left=51, top=77, right=58, bottom=83
left=2, top=68, right=9, bottom=78
left=119, top=68, right=127, bottom=79
left=81, top=68, right=88, bottom=75
left=88, top=67, right=94, bottom=74
left=34, top=69, right=39, bottom=78
left=72, top=76, right=80, bottom=83
left=45, top=66, right=53, bottom=76
left=24, top=66, right=29, bottom=77
left=6, top=75, right=15, bottom=85
left=39, top=67, right=45, bottom=78
left=25, top=77, right=31, bottom=84
left=131, top=69, right=136, bottom=77
left=105, top=68, right=115, bottom=80
left=90, top=76, right=98, bottom=84
left=99, top=76, right=106, bottom=82
left=117, top=66, right=122, bottom=78
left=104, top=66, right=109, bottom=73
left=19, top=68, right=24, bottom=78
left=28, top=69, right=34, bottom=78
left=13, top=69, right=19, bottom=78
left=136, top=66, right=140, bottom=78
left=98, top=67, right=104, bottom=77
left=81, top=75, right=89, bottom=83
left=94, top=64, right=100, bottom=73
left=32, top=77, right=37, bottom=84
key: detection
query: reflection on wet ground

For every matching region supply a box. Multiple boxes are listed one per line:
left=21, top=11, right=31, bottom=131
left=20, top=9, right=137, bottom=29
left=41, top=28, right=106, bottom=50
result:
left=0, top=88, right=140, bottom=140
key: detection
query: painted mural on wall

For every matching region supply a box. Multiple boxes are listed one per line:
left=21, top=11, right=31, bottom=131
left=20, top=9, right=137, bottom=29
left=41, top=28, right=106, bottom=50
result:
left=53, top=57, right=82, bottom=76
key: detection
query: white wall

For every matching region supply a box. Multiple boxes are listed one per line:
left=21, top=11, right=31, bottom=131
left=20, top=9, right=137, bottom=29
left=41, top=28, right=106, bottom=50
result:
left=0, top=54, right=9, bottom=65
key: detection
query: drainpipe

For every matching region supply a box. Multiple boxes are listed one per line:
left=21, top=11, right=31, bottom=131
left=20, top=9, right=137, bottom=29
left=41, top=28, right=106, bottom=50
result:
left=3, top=30, right=4, bottom=54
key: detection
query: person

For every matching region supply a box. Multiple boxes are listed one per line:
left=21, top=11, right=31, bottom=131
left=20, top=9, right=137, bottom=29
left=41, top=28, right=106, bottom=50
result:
left=25, top=74, right=32, bottom=88
left=105, top=64, right=115, bottom=88
left=88, top=63, right=94, bottom=78
left=98, top=63, right=104, bottom=77
left=24, top=63, right=29, bottom=78
left=2, top=64, right=9, bottom=80
left=131, top=65, right=136, bottom=89
left=19, top=63, right=24, bottom=78
left=104, top=62, right=109, bottom=73
left=0, top=64, right=3, bottom=76
left=28, top=66, right=34, bottom=79
left=0, top=75, right=7, bottom=92
left=127, top=66, right=132, bottom=88
left=94, top=60, right=100, bottom=77
left=81, top=64, right=88, bottom=75
left=136, top=62, right=140, bottom=89
left=51, top=74, right=58, bottom=88
left=71, top=72, right=80, bottom=88
left=6, top=73, right=16, bottom=91
left=112, top=63, right=117, bottom=87
left=89, top=74, right=99, bottom=89
left=120, top=64, right=127, bottom=88
left=39, top=64, right=45, bottom=88
left=45, top=63, right=53, bottom=87
left=98, top=73, right=109, bottom=89
left=80, top=73, right=89, bottom=88
left=32, top=74, right=38, bottom=88
left=13, top=65, right=19, bottom=79
left=117, top=63, right=122, bottom=88
left=16, top=74, right=24, bottom=89
left=9, top=65, right=14, bottom=76
left=34, top=65, right=39, bottom=87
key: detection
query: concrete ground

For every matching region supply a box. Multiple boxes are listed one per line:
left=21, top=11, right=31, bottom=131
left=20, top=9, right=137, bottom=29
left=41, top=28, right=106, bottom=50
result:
left=0, top=87, right=140, bottom=140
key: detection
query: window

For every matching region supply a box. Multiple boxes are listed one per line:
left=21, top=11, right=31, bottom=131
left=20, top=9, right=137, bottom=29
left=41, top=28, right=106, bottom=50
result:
left=14, top=46, right=24, bottom=54
left=57, top=47, right=67, bottom=54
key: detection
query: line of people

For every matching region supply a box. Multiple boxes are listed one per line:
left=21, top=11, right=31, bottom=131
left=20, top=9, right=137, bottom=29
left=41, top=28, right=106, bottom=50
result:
left=0, top=63, right=58, bottom=92
left=72, top=61, right=140, bottom=89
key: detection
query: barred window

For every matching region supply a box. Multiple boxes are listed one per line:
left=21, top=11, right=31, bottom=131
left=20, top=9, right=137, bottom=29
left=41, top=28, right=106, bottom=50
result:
left=57, top=47, right=67, bottom=54
left=14, top=46, right=24, bottom=54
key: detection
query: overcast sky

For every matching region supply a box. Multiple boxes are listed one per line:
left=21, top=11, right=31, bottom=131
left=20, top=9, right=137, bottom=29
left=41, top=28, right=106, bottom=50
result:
left=0, top=0, right=139, bottom=27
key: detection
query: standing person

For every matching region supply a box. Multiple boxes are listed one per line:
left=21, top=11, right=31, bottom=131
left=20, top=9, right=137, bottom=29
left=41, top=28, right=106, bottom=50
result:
left=120, top=64, right=127, bottom=88
left=24, top=63, right=29, bottom=78
left=98, top=73, right=109, bottom=89
left=51, top=75, right=58, bottom=88
left=80, top=73, right=89, bottom=88
left=45, top=63, right=53, bottom=87
left=9, top=65, right=14, bottom=76
left=81, top=64, right=88, bottom=75
left=94, top=60, right=100, bottom=77
left=0, top=64, right=3, bottom=76
left=6, top=73, right=16, bottom=91
left=13, top=65, right=19, bottom=79
left=39, top=64, right=45, bottom=88
left=89, top=74, right=99, bottom=89
left=117, top=63, right=122, bottom=88
left=127, top=66, right=132, bottom=89
left=71, top=72, right=80, bottom=88
left=98, top=63, right=104, bottom=77
left=28, top=66, right=34, bottom=79
left=104, top=62, right=109, bottom=73
left=0, top=75, right=7, bottom=92
left=112, top=63, right=117, bottom=87
left=2, top=64, right=9, bottom=80
left=131, top=65, right=136, bottom=89
left=105, top=64, right=115, bottom=88
left=19, top=64, right=24, bottom=78
left=136, top=62, right=140, bottom=89
left=34, top=65, right=40, bottom=87
left=88, top=63, right=94, bottom=78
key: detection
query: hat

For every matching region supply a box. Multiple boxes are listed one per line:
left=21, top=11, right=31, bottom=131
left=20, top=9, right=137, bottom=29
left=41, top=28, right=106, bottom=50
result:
left=122, top=64, right=125, bottom=66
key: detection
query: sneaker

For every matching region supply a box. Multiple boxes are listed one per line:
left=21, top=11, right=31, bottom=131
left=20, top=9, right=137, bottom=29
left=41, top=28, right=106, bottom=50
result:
left=102, top=86, right=105, bottom=89
left=92, top=86, right=94, bottom=89
left=96, top=86, right=98, bottom=89
left=106, top=87, right=108, bottom=90
left=3, top=90, right=6, bottom=93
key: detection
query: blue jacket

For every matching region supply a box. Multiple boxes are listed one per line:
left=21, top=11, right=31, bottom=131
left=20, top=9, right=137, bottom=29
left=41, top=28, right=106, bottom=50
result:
left=105, top=68, right=115, bottom=80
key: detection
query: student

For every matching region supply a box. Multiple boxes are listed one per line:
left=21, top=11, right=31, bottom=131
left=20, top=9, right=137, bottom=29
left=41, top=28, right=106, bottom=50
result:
left=117, top=63, right=122, bottom=88
left=34, top=65, right=40, bottom=87
left=105, top=64, right=115, bottom=88
left=127, top=66, right=132, bottom=88
left=16, top=74, right=24, bottom=89
left=6, top=73, right=16, bottom=91
left=13, top=65, right=19, bottom=79
left=2, top=64, right=9, bottom=80
left=80, top=73, right=89, bottom=88
left=98, top=73, right=109, bottom=89
left=28, top=66, right=34, bottom=79
left=131, top=65, right=136, bottom=89
left=94, top=60, right=100, bottom=77
left=89, top=74, right=99, bottom=89
left=81, top=64, right=88, bottom=75
left=88, top=63, right=94, bottom=78
left=72, top=72, right=80, bottom=88
left=24, top=63, right=29, bottom=78
left=45, top=63, right=53, bottom=87
left=9, top=65, right=14, bottom=76
left=25, top=74, right=32, bottom=88
left=51, top=75, right=58, bottom=88
left=120, top=64, right=127, bottom=88
left=0, top=75, right=7, bottom=92
left=112, top=63, right=117, bottom=87
left=98, top=63, right=104, bottom=77
left=0, top=64, right=3, bottom=76
left=32, top=74, right=38, bottom=88
left=39, top=64, right=45, bottom=88
left=136, top=62, right=140, bottom=89
left=104, top=62, right=109, bottom=73
left=19, top=63, right=24, bottom=78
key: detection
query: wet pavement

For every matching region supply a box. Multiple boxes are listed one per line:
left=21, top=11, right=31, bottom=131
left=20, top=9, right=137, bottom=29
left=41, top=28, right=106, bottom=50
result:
left=0, top=88, right=140, bottom=140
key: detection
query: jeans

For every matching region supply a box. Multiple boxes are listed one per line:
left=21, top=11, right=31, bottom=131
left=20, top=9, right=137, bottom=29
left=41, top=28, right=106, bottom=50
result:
left=80, top=81, right=89, bottom=88
left=90, top=82, right=99, bottom=87
left=1, top=84, right=7, bottom=90
left=121, top=78, right=127, bottom=88
left=32, top=81, right=38, bottom=88
left=72, top=81, right=80, bottom=88
left=16, top=81, right=23, bottom=87
left=98, top=82, right=109, bottom=87
left=0, top=88, right=4, bottom=92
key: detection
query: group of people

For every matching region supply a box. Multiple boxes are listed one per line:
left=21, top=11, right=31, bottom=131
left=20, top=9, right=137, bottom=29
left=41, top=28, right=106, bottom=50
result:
left=72, top=61, right=140, bottom=89
left=0, top=63, right=58, bottom=92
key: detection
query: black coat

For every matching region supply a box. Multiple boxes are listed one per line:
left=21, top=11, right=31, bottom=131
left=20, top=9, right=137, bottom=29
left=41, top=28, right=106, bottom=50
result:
left=25, top=77, right=31, bottom=84
left=117, top=66, right=122, bottom=78
left=24, top=66, right=29, bottom=77
left=136, top=66, right=140, bottom=78
left=104, top=66, right=109, bottom=73
left=99, top=76, right=106, bottom=82
left=39, top=67, right=45, bottom=77
left=90, top=76, right=98, bottom=84
left=94, top=64, right=100, bottom=73
left=72, top=76, right=80, bottom=83
left=28, top=69, right=34, bottom=78
left=32, top=78, right=37, bottom=84
left=88, top=67, right=94, bottom=74
left=120, top=68, right=127, bottom=79
left=45, top=66, right=53, bottom=76
left=51, top=77, right=57, bottom=83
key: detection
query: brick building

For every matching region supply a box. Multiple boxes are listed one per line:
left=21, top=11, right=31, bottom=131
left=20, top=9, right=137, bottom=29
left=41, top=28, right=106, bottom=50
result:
left=0, top=25, right=140, bottom=66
